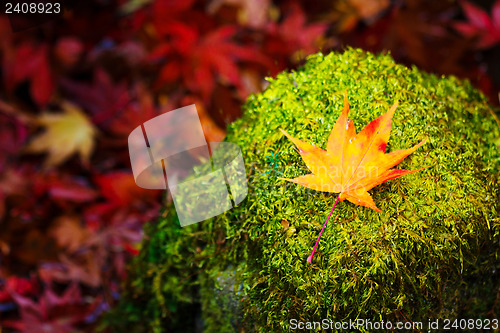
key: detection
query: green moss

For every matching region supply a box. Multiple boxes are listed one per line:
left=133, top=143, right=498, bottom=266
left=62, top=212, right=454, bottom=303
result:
left=106, top=49, right=500, bottom=332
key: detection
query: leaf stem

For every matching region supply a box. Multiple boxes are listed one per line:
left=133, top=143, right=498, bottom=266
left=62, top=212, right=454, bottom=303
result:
left=307, top=194, right=340, bottom=263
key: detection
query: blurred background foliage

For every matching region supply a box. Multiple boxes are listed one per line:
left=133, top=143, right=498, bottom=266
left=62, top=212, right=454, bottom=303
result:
left=0, top=0, right=499, bottom=331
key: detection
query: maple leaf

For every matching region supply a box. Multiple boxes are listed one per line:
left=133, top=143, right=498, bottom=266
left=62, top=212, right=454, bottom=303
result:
left=2, top=42, right=55, bottom=107
left=150, top=24, right=271, bottom=101
left=265, top=2, right=327, bottom=67
left=2, top=282, right=100, bottom=332
left=25, top=102, right=97, bottom=168
left=33, top=171, right=98, bottom=203
left=84, top=171, right=160, bottom=232
left=107, top=82, right=157, bottom=137
left=0, top=276, right=38, bottom=303
left=94, top=171, right=159, bottom=209
left=60, top=68, right=132, bottom=127
left=454, top=0, right=500, bottom=49
left=280, top=91, right=426, bottom=262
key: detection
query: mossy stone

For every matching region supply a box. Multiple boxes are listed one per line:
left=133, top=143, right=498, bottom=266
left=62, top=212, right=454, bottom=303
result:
left=107, top=49, right=500, bottom=332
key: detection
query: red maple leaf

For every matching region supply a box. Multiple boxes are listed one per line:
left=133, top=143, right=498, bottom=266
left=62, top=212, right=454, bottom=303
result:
left=2, top=42, right=55, bottom=107
left=2, top=283, right=100, bottom=332
left=33, top=172, right=98, bottom=204
left=150, top=24, right=271, bottom=101
left=60, top=68, right=132, bottom=128
left=107, top=83, right=157, bottom=137
left=454, top=0, right=500, bottom=49
left=93, top=171, right=159, bottom=209
left=0, top=276, right=38, bottom=303
left=84, top=171, right=160, bottom=231
left=128, top=0, right=197, bottom=36
left=264, top=2, right=327, bottom=71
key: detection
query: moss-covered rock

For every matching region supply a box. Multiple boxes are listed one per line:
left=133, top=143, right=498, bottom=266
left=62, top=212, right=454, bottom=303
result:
left=107, top=49, right=500, bottom=332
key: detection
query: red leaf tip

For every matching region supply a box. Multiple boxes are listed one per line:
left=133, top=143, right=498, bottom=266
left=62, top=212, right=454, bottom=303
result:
left=306, top=254, right=313, bottom=263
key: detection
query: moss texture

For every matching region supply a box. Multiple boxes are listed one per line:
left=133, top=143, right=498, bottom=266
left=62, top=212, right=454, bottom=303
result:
left=107, top=49, right=500, bottom=332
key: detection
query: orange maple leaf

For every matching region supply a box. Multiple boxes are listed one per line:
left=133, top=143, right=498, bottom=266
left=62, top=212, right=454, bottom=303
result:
left=280, top=91, right=427, bottom=262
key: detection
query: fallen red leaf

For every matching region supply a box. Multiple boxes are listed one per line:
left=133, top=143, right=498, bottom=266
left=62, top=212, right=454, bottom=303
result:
left=93, top=171, right=159, bottom=208
left=60, top=68, right=132, bottom=127
left=2, top=283, right=100, bottom=332
left=454, top=0, right=500, bottom=49
left=107, top=83, right=157, bottom=137
left=264, top=2, right=327, bottom=70
left=150, top=24, right=271, bottom=100
left=2, top=42, right=55, bottom=107
left=0, top=276, right=38, bottom=303
left=34, top=172, right=97, bottom=203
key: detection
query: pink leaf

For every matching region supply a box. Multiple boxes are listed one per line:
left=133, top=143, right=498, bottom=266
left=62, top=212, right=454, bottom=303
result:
left=461, top=0, right=492, bottom=30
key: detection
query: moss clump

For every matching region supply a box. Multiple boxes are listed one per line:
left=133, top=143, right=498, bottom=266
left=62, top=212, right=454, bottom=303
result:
left=107, top=49, right=500, bottom=332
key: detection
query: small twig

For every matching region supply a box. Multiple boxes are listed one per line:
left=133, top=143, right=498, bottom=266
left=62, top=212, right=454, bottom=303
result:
left=307, top=195, right=340, bottom=263
left=399, top=310, right=423, bottom=333
left=0, top=99, right=34, bottom=124
left=484, top=100, right=500, bottom=130
left=487, top=286, right=500, bottom=317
